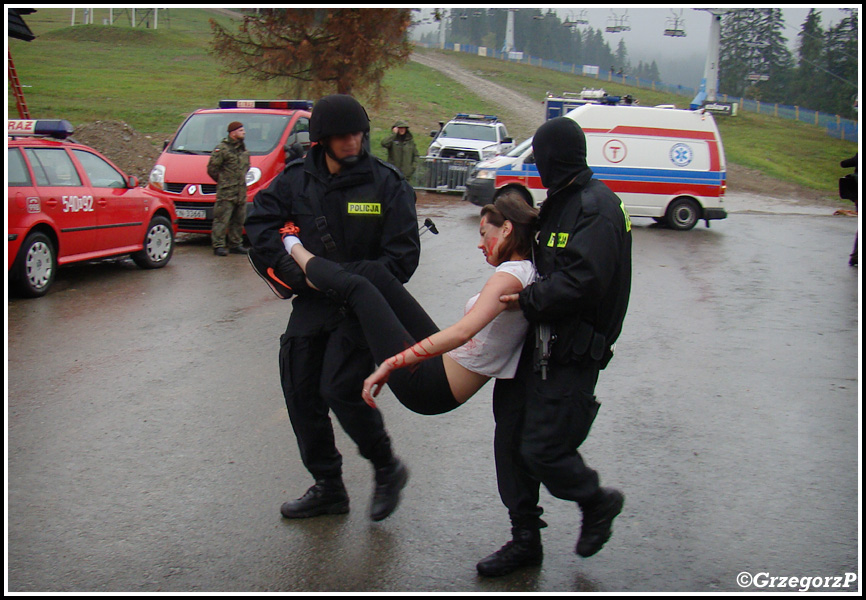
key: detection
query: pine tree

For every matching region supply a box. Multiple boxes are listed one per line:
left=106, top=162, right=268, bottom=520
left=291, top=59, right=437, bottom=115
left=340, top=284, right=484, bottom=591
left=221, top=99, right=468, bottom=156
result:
left=614, top=39, right=629, bottom=74
left=793, top=9, right=826, bottom=108
left=822, top=8, right=858, bottom=118
left=647, top=60, right=661, bottom=82
left=424, top=9, right=624, bottom=80
left=719, top=10, right=754, bottom=97
left=720, top=9, right=793, bottom=101
left=755, top=8, right=794, bottom=102
left=210, top=9, right=413, bottom=100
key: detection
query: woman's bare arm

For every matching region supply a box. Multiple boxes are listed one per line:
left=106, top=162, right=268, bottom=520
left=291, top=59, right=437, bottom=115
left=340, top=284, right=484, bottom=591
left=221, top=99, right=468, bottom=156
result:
left=363, top=270, right=524, bottom=401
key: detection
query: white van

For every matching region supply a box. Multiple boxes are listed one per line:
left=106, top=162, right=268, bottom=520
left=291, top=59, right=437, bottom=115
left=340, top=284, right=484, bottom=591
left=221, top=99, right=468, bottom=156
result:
left=463, top=104, right=727, bottom=230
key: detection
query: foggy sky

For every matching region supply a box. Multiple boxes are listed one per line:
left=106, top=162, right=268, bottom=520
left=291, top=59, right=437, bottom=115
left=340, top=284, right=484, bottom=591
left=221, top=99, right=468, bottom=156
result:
left=551, top=6, right=854, bottom=61
left=411, top=6, right=856, bottom=87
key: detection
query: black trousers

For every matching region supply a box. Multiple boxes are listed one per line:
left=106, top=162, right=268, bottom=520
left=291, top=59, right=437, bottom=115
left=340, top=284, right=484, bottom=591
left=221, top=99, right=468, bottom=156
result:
left=280, top=319, right=393, bottom=481
left=305, top=257, right=461, bottom=416
left=492, top=342, right=602, bottom=526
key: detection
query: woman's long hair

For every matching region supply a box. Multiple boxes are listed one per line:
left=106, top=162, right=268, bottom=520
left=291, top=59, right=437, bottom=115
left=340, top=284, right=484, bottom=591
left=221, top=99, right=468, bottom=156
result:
left=480, top=191, right=539, bottom=261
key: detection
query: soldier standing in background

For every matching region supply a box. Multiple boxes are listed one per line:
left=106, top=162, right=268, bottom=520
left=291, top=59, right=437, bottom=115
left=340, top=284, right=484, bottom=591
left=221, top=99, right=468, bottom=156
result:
left=381, top=120, right=419, bottom=181
left=208, top=121, right=250, bottom=256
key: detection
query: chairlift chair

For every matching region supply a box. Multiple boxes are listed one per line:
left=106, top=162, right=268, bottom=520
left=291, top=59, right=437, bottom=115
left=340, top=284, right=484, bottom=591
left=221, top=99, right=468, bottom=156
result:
left=663, top=10, right=686, bottom=37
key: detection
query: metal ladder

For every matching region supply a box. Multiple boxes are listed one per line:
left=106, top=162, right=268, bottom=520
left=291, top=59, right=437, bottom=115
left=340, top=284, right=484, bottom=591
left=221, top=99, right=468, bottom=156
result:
left=9, top=50, right=31, bottom=119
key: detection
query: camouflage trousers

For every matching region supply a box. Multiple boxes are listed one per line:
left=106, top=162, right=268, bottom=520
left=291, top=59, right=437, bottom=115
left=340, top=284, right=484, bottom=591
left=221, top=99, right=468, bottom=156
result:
left=211, top=196, right=247, bottom=249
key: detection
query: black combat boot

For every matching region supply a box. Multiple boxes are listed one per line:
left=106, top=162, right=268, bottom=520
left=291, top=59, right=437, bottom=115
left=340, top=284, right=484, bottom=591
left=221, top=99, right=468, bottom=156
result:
left=575, top=487, right=624, bottom=557
left=369, top=457, right=409, bottom=521
left=280, top=479, right=349, bottom=519
left=476, top=523, right=544, bottom=577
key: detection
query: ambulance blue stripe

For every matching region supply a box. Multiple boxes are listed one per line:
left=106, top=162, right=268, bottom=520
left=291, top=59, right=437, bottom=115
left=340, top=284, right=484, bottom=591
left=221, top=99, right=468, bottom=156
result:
left=496, top=165, right=724, bottom=184
left=592, top=166, right=724, bottom=182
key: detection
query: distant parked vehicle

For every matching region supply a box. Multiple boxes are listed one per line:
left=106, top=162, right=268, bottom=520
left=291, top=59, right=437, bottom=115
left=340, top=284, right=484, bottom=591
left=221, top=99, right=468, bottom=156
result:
left=147, top=99, right=312, bottom=234
left=464, top=104, right=728, bottom=231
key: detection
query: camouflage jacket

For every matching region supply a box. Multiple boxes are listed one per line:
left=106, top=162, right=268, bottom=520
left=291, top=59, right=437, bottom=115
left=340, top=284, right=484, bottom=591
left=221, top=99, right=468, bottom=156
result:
left=380, top=130, right=419, bottom=179
left=207, top=136, right=250, bottom=202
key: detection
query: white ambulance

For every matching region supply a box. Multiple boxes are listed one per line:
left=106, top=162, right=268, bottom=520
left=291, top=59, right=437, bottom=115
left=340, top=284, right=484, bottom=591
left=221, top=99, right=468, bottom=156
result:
left=463, top=104, right=727, bottom=230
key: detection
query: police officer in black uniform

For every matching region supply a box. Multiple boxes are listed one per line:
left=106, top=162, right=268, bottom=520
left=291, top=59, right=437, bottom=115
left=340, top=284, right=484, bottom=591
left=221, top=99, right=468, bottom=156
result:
left=245, top=95, right=420, bottom=522
left=477, top=116, right=632, bottom=576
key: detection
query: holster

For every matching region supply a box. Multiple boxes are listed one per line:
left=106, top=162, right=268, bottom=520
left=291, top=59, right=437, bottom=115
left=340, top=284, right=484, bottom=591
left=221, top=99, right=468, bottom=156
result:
left=533, top=323, right=553, bottom=380
left=549, top=320, right=614, bottom=369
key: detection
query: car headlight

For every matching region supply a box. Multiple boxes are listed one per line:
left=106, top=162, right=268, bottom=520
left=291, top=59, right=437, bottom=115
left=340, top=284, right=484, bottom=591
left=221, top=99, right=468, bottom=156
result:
left=481, top=148, right=496, bottom=160
left=148, top=164, right=165, bottom=190
left=246, top=167, right=262, bottom=187
left=476, top=169, right=497, bottom=179
left=428, top=145, right=441, bottom=157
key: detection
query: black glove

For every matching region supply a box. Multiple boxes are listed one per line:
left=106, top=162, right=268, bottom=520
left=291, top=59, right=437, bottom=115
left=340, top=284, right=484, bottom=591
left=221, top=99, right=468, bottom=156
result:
left=274, top=253, right=310, bottom=295
left=248, top=249, right=309, bottom=299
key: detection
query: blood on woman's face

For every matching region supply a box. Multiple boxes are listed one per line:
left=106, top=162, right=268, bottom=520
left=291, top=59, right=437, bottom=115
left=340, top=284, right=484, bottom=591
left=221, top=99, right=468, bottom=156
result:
left=478, top=215, right=506, bottom=266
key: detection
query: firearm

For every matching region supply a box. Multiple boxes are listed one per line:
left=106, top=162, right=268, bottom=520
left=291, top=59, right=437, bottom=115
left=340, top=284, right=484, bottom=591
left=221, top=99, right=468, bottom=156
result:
left=534, top=323, right=552, bottom=380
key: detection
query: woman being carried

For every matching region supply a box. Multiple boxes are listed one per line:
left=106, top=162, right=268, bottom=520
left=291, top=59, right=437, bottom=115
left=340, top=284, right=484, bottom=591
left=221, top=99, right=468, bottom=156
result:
left=283, top=192, right=538, bottom=415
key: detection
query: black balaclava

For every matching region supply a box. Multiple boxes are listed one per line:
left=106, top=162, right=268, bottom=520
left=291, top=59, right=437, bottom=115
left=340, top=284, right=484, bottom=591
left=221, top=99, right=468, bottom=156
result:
left=532, top=117, right=594, bottom=197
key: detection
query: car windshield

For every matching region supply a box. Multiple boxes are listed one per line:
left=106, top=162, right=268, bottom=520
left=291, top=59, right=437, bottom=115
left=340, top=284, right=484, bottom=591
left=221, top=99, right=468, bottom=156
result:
left=507, top=136, right=534, bottom=157
left=440, top=122, right=497, bottom=142
left=170, top=113, right=291, bottom=155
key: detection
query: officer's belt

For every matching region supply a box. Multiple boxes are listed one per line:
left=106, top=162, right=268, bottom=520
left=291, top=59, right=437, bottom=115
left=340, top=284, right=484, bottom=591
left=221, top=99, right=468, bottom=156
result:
left=547, top=320, right=613, bottom=369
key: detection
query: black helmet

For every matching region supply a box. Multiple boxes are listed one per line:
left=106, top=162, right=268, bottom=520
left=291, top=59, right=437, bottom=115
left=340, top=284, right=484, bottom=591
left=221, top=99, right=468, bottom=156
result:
left=309, top=94, right=370, bottom=142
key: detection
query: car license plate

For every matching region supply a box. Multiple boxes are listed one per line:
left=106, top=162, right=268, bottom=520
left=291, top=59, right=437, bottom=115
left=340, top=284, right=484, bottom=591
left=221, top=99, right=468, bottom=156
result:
left=177, top=208, right=207, bottom=219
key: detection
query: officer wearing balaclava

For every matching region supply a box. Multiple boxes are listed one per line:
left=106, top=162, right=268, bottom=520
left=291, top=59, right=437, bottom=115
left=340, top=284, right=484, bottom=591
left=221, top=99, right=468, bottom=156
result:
left=478, top=116, right=633, bottom=577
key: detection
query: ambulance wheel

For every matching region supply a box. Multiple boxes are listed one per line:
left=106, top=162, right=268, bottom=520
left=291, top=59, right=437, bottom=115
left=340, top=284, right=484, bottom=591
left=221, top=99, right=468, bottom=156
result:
left=666, top=197, right=701, bottom=231
left=132, top=215, right=174, bottom=269
left=12, top=231, right=56, bottom=298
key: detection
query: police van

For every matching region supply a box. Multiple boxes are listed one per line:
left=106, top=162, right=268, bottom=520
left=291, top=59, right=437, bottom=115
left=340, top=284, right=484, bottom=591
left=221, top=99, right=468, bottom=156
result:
left=147, top=100, right=312, bottom=233
left=464, top=104, right=727, bottom=230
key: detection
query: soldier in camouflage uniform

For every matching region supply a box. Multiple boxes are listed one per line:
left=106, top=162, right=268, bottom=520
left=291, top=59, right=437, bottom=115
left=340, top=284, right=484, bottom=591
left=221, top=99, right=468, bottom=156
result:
left=207, top=121, right=250, bottom=256
left=380, top=119, right=419, bottom=180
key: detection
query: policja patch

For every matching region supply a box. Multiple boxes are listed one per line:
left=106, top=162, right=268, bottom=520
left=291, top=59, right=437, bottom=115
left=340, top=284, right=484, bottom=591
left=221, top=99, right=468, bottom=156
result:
left=347, top=202, right=382, bottom=215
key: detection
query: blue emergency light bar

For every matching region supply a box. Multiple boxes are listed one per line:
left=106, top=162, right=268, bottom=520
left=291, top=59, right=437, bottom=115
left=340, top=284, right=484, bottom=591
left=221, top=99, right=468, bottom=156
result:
left=8, top=119, right=74, bottom=139
left=219, top=99, right=313, bottom=110
left=455, top=113, right=498, bottom=122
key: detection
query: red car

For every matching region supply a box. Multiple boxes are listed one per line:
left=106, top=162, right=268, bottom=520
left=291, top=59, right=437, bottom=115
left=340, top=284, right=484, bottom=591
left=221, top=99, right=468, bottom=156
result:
left=8, top=119, right=177, bottom=297
left=146, top=100, right=312, bottom=234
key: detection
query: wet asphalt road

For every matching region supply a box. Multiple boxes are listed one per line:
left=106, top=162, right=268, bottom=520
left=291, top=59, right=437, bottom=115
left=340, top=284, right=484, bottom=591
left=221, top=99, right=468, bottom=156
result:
left=6, top=193, right=860, bottom=593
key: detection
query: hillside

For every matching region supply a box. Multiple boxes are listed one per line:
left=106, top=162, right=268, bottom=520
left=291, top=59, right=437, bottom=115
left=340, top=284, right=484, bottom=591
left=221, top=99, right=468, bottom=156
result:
left=410, top=50, right=845, bottom=208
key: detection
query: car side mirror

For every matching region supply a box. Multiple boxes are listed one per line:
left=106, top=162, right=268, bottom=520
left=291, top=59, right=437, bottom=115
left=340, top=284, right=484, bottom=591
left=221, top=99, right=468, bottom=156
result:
left=524, top=154, right=535, bottom=165
left=503, top=137, right=513, bottom=144
left=127, top=175, right=140, bottom=188
left=284, top=142, right=304, bottom=164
